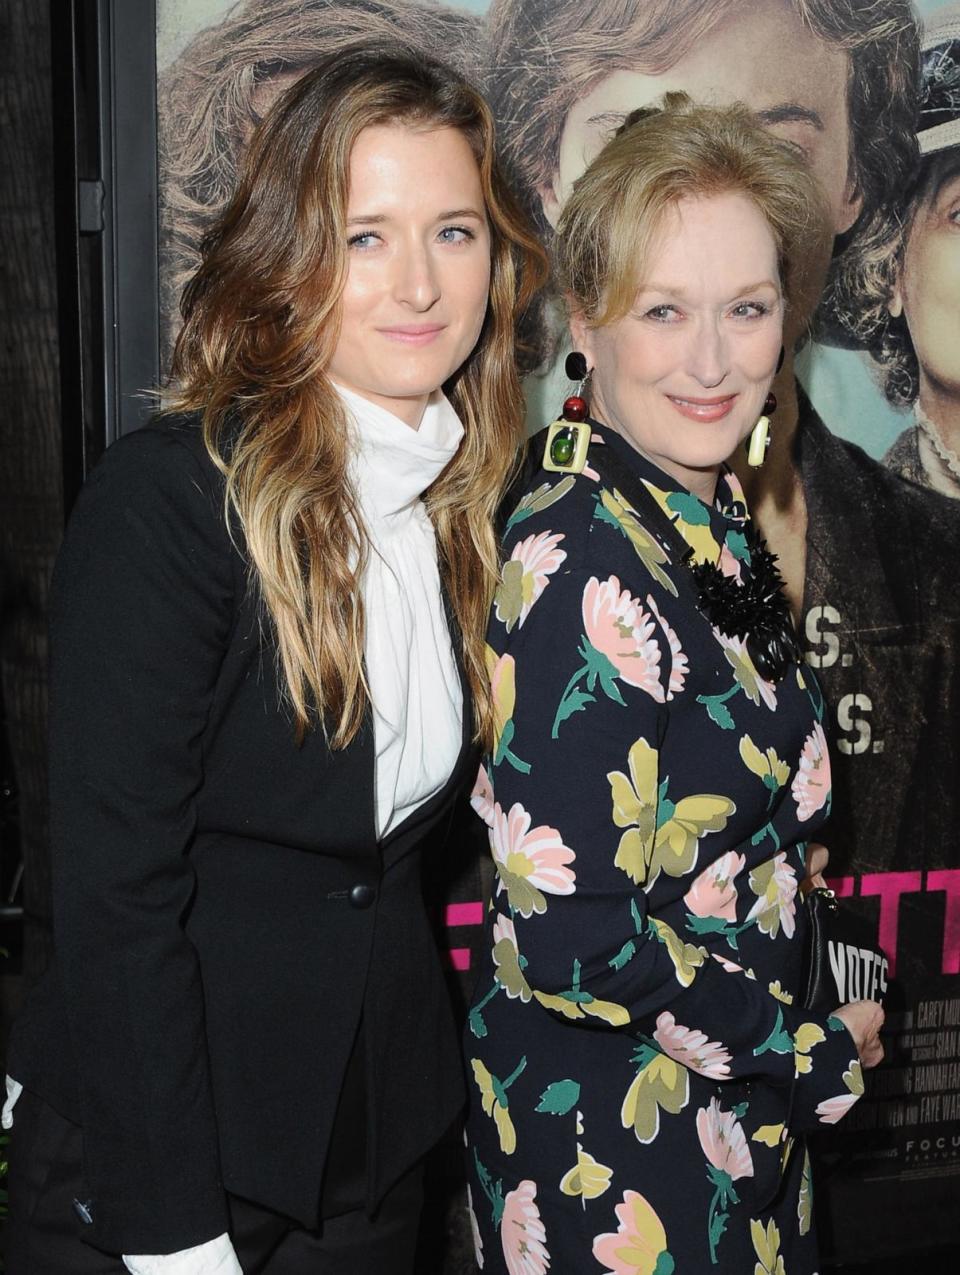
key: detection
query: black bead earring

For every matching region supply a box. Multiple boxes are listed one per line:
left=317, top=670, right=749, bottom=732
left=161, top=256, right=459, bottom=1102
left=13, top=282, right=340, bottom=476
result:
left=562, top=351, right=589, bottom=422
left=544, top=351, right=592, bottom=473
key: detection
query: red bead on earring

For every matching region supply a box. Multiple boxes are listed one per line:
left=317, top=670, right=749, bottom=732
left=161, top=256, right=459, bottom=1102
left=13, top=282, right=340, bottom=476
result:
left=764, top=392, right=777, bottom=415
left=563, top=396, right=587, bottom=422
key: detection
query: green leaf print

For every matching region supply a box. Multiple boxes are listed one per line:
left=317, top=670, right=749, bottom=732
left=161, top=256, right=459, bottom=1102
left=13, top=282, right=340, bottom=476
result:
left=468, top=980, right=502, bottom=1038
left=609, top=900, right=645, bottom=970
left=698, top=688, right=738, bottom=731
left=493, top=717, right=532, bottom=775
left=552, top=638, right=626, bottom=738
left=609, top=938, right=637, bottom=970
left=473, top=1149, right=506, bottom=1229
left=753, top=1007, right=794, bottom=1057
left=725, top=529, right=749, bottom=562
left=666, top=491, right=711, bottom=526
left=684, top=913, right=752, bottom=953
left=552, top=686, right=595, bottom=732
left=536, top=1079, right=581, bottom=1116
left=705, top=1165, right=740, bottom=1265
left=505, top=475, right=576, bottom=532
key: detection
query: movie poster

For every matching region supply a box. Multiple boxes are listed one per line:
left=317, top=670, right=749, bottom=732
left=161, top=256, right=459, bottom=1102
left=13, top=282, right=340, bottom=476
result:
left=155, top=1, right=960, bottom=1266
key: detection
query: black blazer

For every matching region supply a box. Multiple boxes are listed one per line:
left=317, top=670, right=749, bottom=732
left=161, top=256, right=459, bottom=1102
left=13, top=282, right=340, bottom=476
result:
left=9, top=415, right=474, bottom=1254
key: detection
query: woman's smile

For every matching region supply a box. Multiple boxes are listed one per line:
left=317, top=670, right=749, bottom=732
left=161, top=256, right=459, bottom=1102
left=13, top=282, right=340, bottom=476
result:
left=665, top=392, right=738, bottom=422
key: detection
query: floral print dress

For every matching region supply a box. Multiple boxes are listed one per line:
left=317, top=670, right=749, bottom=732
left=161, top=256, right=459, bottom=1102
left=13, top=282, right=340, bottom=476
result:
left=465, top=425, right=863, bottom=1275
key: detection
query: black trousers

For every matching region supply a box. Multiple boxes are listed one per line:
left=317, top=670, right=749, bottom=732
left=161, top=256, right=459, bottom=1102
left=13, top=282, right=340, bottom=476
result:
left=3, top=1087, right=424, bottom=1274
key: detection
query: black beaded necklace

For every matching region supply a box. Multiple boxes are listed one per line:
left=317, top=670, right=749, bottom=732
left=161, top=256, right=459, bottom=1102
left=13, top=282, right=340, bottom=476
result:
left=686, top=524, right=802, bottom=682
left=590, top=426, right=802, bottom=683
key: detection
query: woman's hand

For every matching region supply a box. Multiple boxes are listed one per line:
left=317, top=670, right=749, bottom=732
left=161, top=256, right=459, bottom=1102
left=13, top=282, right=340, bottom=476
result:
left=800, top=841, right=829, bottom=895
left=832, top=1000, right=885, bottom=1069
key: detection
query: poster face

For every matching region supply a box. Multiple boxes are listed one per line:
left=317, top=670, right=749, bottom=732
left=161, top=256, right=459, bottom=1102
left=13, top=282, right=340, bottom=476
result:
left=155, top=1, right=960, bottom=1264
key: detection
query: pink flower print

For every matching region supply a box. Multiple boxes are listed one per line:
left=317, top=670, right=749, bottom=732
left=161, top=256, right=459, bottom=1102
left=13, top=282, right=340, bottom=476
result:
left=724, top=468, right=747, bottom=506
left=816, top=1060, right=864, bottom=1125
left=792, top=722, right=831, bottom=821
left=718, top=542, right=743, bottom=582
left=471, top=763, right=495, bottom=828
left=493, top=912, right=519, bottom=948
left=653, top=1012, right=732, bottom=1080
left=647, top=595, right=688, bottom=700
left=684, top=851, right=745, bottom=922
left=697, top=1097, right=753, bottom=1263
left=501, top=1180, right=550, bottom=1275
left=495, top=530, right=567, bottom=632
left=592, top=1190, right=671, bottom=1275
left=490, top=801, right=576, bottom=918
left=582, top=576, right=664, bottom=700
left=466, top=1183, right=485, bottom=1269
left=815, top=1092, right=860, bottom=1124
left=696, top=1097, right=755, bottom=1181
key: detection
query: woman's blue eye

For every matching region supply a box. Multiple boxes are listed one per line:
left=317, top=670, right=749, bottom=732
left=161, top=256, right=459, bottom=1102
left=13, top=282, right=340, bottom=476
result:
left=438, top=225, right=475, bottom=243
left=645, top=305, right=681, bottom=322
left=347, top=231, right=380, bottom=249
left=731, top=301, right=769, bottom=318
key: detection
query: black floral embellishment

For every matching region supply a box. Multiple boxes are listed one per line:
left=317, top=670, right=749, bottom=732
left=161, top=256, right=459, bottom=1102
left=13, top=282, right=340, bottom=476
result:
left=687, top=526, right=801, bottom=683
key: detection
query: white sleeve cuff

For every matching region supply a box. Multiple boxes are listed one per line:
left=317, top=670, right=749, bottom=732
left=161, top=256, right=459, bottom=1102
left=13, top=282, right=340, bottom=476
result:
left=122, top=1233, right=242, bottom=1275
left=2, top=1076, right=23, bottom=1129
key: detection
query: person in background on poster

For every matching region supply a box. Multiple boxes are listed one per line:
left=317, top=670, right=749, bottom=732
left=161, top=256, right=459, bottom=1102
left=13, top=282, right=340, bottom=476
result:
left=3, top=44, right=545, bottom=1275
left=465, top=95, right=882, bottom=1275
left=839, top=7, right=960, bottom=499
left=485, top=0, right=918, bottom=419
left=159, top=0, right=482, bottom=365
left=483, top=0, right=960, bottom=989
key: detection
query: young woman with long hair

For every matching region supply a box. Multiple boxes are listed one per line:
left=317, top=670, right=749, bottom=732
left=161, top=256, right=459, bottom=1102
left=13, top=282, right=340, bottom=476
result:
left=4, top=43, right=545, bottom=1275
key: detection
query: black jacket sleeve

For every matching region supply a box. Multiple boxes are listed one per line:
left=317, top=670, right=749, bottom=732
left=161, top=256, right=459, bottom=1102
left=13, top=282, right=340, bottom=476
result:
left=47, top=426, right=235, bottom=1253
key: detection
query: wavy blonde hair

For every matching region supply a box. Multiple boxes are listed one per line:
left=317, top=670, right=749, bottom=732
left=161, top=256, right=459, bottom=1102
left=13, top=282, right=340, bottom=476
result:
left=168, top=44, right=546, bottom=747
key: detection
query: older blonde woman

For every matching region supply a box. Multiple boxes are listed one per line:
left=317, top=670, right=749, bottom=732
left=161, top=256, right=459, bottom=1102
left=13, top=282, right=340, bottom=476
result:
left=464, top=96, right=882, bottom=1275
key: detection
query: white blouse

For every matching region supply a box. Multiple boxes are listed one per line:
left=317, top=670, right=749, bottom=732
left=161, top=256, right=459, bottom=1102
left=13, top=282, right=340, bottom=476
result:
left=339, top=380, right=465, bottom=837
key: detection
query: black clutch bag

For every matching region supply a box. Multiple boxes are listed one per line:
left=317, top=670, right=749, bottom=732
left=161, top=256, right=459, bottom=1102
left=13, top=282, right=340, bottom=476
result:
left=801, top=887, right=889, bottom=1013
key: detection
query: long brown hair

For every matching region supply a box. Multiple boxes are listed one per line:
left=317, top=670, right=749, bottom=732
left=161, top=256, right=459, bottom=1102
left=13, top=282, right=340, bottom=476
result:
left=168, top=43, right=547, bottom=746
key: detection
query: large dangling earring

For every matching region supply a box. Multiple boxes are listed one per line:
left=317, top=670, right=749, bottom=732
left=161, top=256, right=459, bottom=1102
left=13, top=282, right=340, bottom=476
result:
left=746, top=391, right=777, bottom=468
left=544, top=351, right=592, bottom=473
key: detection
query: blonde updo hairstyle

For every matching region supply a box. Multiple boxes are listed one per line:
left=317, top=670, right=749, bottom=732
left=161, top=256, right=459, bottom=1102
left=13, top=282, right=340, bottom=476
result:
left=554, top=93, right=828, bottom=330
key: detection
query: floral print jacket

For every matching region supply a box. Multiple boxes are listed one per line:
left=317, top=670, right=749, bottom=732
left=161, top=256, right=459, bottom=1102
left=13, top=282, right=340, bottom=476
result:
left=465, top=424, right=864, bottom=1274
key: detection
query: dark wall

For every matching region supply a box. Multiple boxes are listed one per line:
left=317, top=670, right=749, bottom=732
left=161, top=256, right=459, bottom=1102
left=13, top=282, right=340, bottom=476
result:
left=0, top=0, right=62, bottom=987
